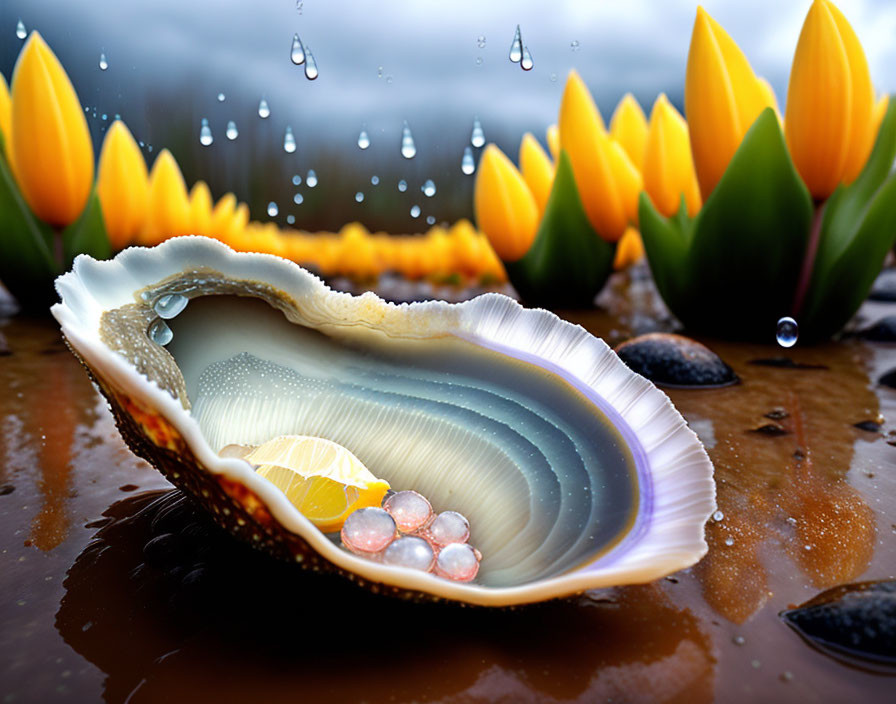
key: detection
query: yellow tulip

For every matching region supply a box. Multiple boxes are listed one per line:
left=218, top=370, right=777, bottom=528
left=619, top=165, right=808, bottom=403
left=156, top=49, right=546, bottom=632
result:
left=546, top=124, right=560, bottom=161
left=228, top=202, right=249, bottom=240
left=189, top=180, right=213, bottom=236
left=141, top=149, right=190, bottom=244
left=785, top=0, right=875, bottom=199
left=473, top=143, right=539, bottom=261
left=519, top=132, right=554, bottom=213
left=209, top=193, right=237, bottom=237
left=0, top=73, right=11, bottom=153
left=609, top=93, right=648, bottom=168
left=613, top=227, right=645, bottom=270
left=643, top=94, right=702, bottom=218
left=10, top=32, right=94, bottom=227
left=96, top=121, right=149, bottom=250
left=685, top=7, right=776, bottom=200
left=558, top=70, right=641, bottom=242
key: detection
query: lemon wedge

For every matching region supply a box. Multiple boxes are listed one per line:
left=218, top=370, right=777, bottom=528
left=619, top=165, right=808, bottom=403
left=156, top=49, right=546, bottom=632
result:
left=245, top=435, right=390, bottom=533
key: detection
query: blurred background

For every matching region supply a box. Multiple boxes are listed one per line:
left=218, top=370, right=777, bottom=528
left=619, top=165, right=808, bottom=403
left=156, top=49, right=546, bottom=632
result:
left=3, top=0, right=895, bottom=234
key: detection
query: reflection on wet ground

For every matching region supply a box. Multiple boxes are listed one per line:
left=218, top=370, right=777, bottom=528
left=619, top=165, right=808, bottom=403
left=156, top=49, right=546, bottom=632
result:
left=2, top=268, right=896, bottom=702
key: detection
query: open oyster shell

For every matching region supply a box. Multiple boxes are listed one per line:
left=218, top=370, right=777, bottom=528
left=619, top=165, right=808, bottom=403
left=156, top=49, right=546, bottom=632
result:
left=52, top=236, right=715, bottom=606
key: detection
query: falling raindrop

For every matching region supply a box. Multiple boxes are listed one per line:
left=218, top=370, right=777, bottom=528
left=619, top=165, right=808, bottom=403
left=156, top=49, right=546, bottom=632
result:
left=148, top=319, right=173, bottom=346
left=377, top=66, right=384, bottom=78
left=304, top=46, right=319, bottom=80
left=292, top=174, right=302, bottom=186
left=99, top=52, right=108, bottom=71
left=101, top=113, right=108, bottom=121
left=475, top=57, right=483, bottom=66
left=421, top=179, right=436, bottom=197
left=386, top=75, right=393, bottom=85
left=550, top=73, right=558, bottom=82
left=267, top=202, right=279, bottom=217
left=258, top=98, right=271, bottom=119
left=290, top=33, right=306, bottom=65
left=509, top=25, right=523, bottom=63
left=477, top=35, right=487, bottom=49
left=461, top=146, right=475, bottom=175
left=410, top=205, right=421, bottom=218
left=470, top=118, right=485, bottom=148
left=401, top=122, right=416, bottom=159
left=283, top=126, right=296, bottom=153
left=571, top=39, right=580, bottom=51
left=293, top=192, right=304, bottom=205
left=370, top=175, right=380, bottom=185
left=521, top=46, right=534, bottom=71
left=306, top=170, right=318, bottom=187
left=225, top=120, right=238, bottom=141
left=153, top=294, right=188, bottom=319
left=355, top=192, right=365, bottom=203
left=217, top=92, right=226, bottom=102
left=357, top=129, right=370, bottom=149
left=286, top=214, right=296, bottom=225
left=15, top=19, right=26, bottom=40
left=426, top=215, right=436, bottom=225
left=199, top=118, right=213, bottom=146
left=397, top=179, right=408, bottom=192
left=776, top=317, right=799, bottom=348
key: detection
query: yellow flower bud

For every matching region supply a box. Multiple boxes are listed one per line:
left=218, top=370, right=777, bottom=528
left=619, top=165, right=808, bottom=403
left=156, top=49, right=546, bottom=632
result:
left=613, top=227, right=645, bottom=270
left=546, top=124, right=560, bottom=161
left=141, top=149, right=190, bottom=245
left=96, top=121, right=149, bottom=250
left=189, top=180, right=213, bottom=236
left=643, top=94, right=702, bottom=218
left=685, top=8, right=776, bottom=200
left=610, top=93, right=648, bottom=168
left=518, top=132, right=554, bottom=213
left=785, top=0, right=875, bottom=199
left=10, top=32, right=94, bottom=226
left=474, top=143, right=539, bottom=261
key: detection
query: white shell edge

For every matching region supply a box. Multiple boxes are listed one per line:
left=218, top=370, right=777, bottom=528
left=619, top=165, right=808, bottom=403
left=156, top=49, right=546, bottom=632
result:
left=51, top=236, right=716, bottom=606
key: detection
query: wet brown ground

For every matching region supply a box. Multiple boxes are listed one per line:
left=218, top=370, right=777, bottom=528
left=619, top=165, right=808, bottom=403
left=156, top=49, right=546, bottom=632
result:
left=1, top=268, right=895, bottom=703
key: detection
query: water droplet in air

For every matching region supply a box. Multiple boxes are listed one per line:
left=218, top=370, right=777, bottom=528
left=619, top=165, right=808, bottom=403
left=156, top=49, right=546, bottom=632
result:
left=217, top=92, right=226, bottom=102
left=386, top=75, right=393, bottom=84
left=471, top=118, right=485, bottom=148
left=341, top=507, right=396, bottom=554
left=426, top=215, right=436, bottom=225
left=383, top=490, right=433, bottom=532
left=148, top=319, right=173, bottom=346
left=397, top=179, right=407, bottom=192
left=435, top=543, right=480, bottom=582
left=306, top=169, right=318, bottom=187
left=199, top=118, right=213, bottom=146
left=99, top=52, right=108, bottom=70
left=377, top=66, right=383, bottom=78
left=383, top=536, right=434, bottom=571
left=225, top=120, right=238, bottom=141
left=15, top=19, right=26, bottom=39
left=410, top=205, right=421, bottom=219
left=776, top=317, right=798, bottom=347
left=550, top=73, right=558, bottom=82
left=286, top=214, right=295, bottom=225
left=258, top=98, right=270, bottom=119
left=475, top=57, right=483, bottom=66
left=293, top=193, right=304, bottom=205
left=461, top=146, right=476, bottom=175
left=283, top=126, right=296, bottom=153
left=401, top=122, right=416, bottom=159
left=509, top=25, right=523, bottom=63
left=304, top=46, right=319, bottom=80
left=153, top=294, right=188, bottom=319
left=101, top=113, right=108, bottom=121
left=290, top=33, right=306, bottom=65
left=370, top=175, right=379, bottom=185
left=521, top=46, right=534, bottom=71
left=571, top=39, right=580, bottom=51
left=292, top=174, right=302, bottom=186
left=357, top=129, right=370, bottom=149
left=267, top=202, right=279, bottom=217
left=355, top=191, right=364, bottom=203
left=477, top=35, right=486, bottom=49
left=422, top=179, right=436, bottom=197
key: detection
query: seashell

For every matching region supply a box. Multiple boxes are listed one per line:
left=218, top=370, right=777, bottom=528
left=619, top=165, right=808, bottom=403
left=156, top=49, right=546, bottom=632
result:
left=51, top=237, right=715, bottom=606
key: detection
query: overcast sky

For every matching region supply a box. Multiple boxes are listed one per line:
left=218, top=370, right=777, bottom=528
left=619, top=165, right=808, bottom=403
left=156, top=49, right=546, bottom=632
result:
left=3, top=1, right=895, bottom=230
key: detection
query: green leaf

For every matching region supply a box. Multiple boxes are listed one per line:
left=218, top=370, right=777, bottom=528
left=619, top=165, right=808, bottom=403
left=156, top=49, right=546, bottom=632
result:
left=0, top=148, right=59, bottom=311
left=506, top=150, right=615, bottom=307
left=638, top=192, right=692, bottom=314
left=800, top=97, right=896, bottom=338
left=62, top=188, right=110, bottom=267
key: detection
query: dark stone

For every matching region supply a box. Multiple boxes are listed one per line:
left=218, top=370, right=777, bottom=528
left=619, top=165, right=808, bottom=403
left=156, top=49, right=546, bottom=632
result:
left=857, top=315, right=896, bottom=342
left=118, top=484, right=139, bottom=492
left=879, top=369, right=896, bottom=389
left=749, top=423, right=789, bottom=437
left=853, top=420, right=882, bottom=433
left=749, top=357, right=828, bottom=370
left=765, top=408, right=789, bottom=421
left=614, top=333, right=738, bottom=389
left=781, top=580, right=896, bottom=673
left=869, top=272, right=896, bottom=302
left=0, top=484, right=14, bottom=496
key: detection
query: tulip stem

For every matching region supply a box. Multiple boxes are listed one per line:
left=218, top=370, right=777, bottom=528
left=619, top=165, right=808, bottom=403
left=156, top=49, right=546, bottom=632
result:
left=791, top=203, right=825, bottom=319
left=53, top=227, right=64, bottom=271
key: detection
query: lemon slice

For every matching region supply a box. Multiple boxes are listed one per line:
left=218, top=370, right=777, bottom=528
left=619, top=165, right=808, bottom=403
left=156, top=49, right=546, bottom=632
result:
left=246, top=435, right=390, bottom=533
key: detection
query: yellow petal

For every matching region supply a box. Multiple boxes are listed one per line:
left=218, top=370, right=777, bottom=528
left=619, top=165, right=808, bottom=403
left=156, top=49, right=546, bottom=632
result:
left=141, top=149, right=190, bottom=245
left=519, top=132, right=555, bottom=213
left=785, top=0, right=855, bottom=199
left=209, top=193, right=237, bottom=237
left=228, top=202, right=249, bottom=240
left=473, top=143, right=539, bottom=261
left=613, top=227, right=645, bottom=270
left=559, top=71, right=635, bottom=241
left=189, top=180, right=212, bottom=236
left=10, top=32, right=94, bottom=226
left=609, top=93, right=648, bottom=168
left=546, top=124, right=560, bottom=160
left=643, top=94, right=702, bottom=218
left=96, top=120, right=149, bottom=250
left=0, top=73, right=11, bottom=153
left=685, top=7, right=775, bottom=199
